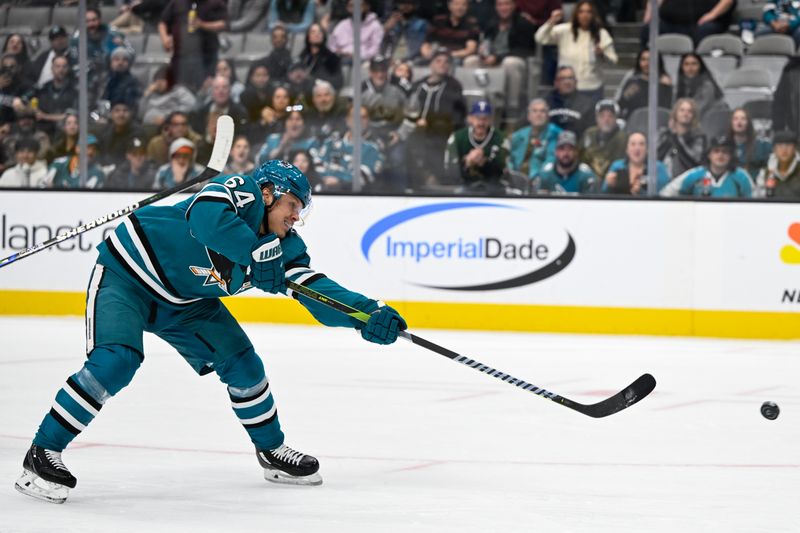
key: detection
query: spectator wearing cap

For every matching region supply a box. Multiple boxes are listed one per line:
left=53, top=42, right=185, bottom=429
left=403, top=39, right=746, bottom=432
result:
left=95, top=99, right=145, bottom=168
left=316, top=104, right=384, bottom=190
left=661, top=135, right=754, bottom=198
left=444, top=100, right=511, bottom=190
left=398, top=48, right=467, bottom=187
left=139, top=65, right=198, bottom=128
left=536, top=1, right=618, bottom=103
left=69, top=7, right=130, bottom=97
left=158, top=0, right=229, bottom=91
left=253, top=25, right=292, bottom=83
left=754, top=130, right=800, bottom=198
left=305, top=80, right=349, bottom=144
left=300, top=23, right=344, bottom=90
left=545, top=65, right=594, bottom=136
left=535, top=130, right=597, bottom=193
left=106, top=136, right=158, bottom=189
left=102, top=46, right=142, bottom=108
left=509, top=98, right=563, bottom=180
left=464, top=0, right=537, bottom=116
left=27, top=26, right=71, bottom=90
left=48, top=134, right=105, bottom=188
left=32, top=55, right=77, bottom=138
left=362, top=56, right=407, bottom=142
left=603, top=131, right=670, bottom=195
left=5, top=108, right=51, bottom=162
left=579, top=99, right=626, bottom=179
left=330, top=0, right=385, bottom=63
left=153, top=137, right=204, bottom=190
left=268, top=0, right=316, bottom=35
left=657, top=97, right=707, bottom=179
left=382, top=0, right=429, bottom=62
left=420, top=0, right=480, bottom=65
left=0, top=137, right=48, bottom=188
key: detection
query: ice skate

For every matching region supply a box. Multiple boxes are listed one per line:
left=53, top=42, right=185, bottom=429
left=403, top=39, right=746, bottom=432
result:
left=256, top=444, right=322, bottom=486
left=14, top=445, right=77, bottom=504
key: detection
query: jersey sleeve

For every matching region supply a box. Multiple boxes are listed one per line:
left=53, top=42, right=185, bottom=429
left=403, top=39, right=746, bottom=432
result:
left=184, top=175, right=262, bottom=265
left=280, top=231, right=379, bottom=329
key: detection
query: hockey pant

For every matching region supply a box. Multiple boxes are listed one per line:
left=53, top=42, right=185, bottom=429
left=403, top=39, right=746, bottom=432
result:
left=32, top=264, right=284, bottom=453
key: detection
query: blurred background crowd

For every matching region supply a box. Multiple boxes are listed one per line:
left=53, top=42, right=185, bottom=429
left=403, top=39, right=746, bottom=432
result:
left=0, top=0, right=798, bottom=199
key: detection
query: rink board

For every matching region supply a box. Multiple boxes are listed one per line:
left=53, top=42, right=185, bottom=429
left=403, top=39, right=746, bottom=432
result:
left=0, top=191, right=798, bottom=338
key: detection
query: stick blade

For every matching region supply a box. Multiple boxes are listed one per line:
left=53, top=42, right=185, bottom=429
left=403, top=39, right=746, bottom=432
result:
left=573, top=373, right=657, bottom=418
left=206, top=115, right=235, bottom=172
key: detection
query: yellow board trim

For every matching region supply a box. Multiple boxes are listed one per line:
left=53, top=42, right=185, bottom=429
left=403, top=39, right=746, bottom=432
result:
left=1, top=290, right=798, bottom=340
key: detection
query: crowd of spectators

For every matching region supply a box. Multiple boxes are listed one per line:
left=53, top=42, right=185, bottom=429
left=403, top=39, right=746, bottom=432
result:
left=0, top=0, right=798, bottom=200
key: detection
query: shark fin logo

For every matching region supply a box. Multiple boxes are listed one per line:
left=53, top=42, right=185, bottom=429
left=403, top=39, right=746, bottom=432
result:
left=780, top=223, right=800, bottom=264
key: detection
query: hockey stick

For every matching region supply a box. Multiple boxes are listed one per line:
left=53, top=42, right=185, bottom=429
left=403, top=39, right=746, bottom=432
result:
left=0, top=115, right=235, bottom=269
left=287, top=280, right=656, bottom=418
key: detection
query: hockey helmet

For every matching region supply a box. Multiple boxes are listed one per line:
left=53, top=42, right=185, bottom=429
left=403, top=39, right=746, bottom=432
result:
left=253, top=159, right=312, bottom=208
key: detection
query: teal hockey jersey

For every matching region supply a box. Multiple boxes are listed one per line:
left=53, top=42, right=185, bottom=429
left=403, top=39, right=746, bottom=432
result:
left=96, top=173, right=379, bottom=328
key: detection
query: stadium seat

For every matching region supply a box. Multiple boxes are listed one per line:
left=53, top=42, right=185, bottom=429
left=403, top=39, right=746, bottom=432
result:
left=454, top=67, right=505, bottom=113
left=99, top=5, right=120, bottom=26
left=6, top=6, right=52, bottom=35
left=130, top=62, right=152, bottom=88
left=290, top=33, right=305, bottom=59
left=700, top=106, right=732, bottom=138
left=696, top=34, right=744, bottom=85
left=139, top=33, right=171, bottom=65
left=127, top=33, right=147, bottom=57
left=0, top=5, right=7, bottom=28
left=219, top=32, right=245, bottom=57
left=722, top=67, right=773, bottom=108
left=655, top=33, right=694, bottom=83
left=741, top=34, right=794, bottom=89
left=624, top=106, right=670, bottom=135
left=240, top=32, right=273, bottom=62
left=742, top=98, right=773, bottom=137
left=51, top=6, right=78, bottom=32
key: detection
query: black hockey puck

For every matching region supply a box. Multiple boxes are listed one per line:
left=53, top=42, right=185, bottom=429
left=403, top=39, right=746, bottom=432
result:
left=760, top=401, right=779, bottom=420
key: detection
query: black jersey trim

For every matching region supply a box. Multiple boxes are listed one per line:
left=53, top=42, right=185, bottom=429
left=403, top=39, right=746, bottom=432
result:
left=230, top=382, right=269, bottom=404
left=66, top=377, right=103, bottom=411
left=185, top=195, right=236, bottom=221
left=49, top=408, right=81, bottom=436
left=242, top=411, right=278, bottom=429
left=129, top=214, right=181, bottom=297
left=105, top=238, right=195, bottom=307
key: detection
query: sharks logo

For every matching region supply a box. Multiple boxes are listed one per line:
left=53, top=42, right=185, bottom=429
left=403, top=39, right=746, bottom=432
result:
left=190, top=248, right=250, bottom=294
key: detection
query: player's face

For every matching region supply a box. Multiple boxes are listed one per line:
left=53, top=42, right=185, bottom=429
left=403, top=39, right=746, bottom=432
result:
left=263, top=189, right=302, bottom=238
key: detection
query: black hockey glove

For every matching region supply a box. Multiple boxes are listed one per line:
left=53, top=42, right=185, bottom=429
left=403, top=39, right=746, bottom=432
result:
left=250, top=233, right=286, bottom=294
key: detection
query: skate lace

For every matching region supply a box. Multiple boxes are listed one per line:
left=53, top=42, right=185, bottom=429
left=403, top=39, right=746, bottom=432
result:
left=271, top=444, right=304, bottom=465
left=44, top=449, right=68, bottom=471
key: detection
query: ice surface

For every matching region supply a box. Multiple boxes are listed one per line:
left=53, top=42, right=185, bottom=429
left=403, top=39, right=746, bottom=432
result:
left=0, top=317, right=798, bottom=533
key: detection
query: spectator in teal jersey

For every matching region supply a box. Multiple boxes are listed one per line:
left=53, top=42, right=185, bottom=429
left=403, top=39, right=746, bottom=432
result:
left=535, top=130, right=597, bottom=194
left=661, top=135, right=754, bottom=198
left=256, top=108, right=318, bottom=165
left=153, top=137, right=204, bottom=190
left=508, top=98, right=562, bottom=181
left=48, top=134, right=105, bottom=189
left=602, top=131, right=670, bottom=195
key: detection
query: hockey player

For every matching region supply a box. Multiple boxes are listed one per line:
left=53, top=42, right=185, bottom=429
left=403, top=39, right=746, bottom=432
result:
left=660, top=135, right=754, bottom=198
left=14, top=159, right=407, bottom=504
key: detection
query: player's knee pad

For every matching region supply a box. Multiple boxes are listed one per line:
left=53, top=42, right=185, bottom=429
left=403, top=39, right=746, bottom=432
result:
left=215, top=346, right=266, bottom=393
left=83, top=344, right=143, bottom=397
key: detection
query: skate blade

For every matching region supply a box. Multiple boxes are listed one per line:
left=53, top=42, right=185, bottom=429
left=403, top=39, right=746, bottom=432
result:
left=14, top=469, right=69, bottom=504
left=263, top=467, right=323, bottom=486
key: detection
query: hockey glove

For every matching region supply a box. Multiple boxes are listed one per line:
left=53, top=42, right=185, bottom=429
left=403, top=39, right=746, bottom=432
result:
left=250, top=233, right=286, bottom=294
left=361, top=302, right=407, bottom=345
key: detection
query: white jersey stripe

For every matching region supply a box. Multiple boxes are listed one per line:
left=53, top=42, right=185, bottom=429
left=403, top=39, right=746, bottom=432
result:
left=108, top=232, right=201, bottom=305
left=231, top=384, right=271, bottom=410
left=52, top=402, right=87, bottom=432
left=63, top=385, right=100, bottom=418
left=85, top=264, right=104, bottom=353
left=237, top=403, right=277, bottom=425
left=285, top=266, right=313, bottom=278
left=122, top=218, right=162, bottom=285
left=187, top=187, right=237, bottom=214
